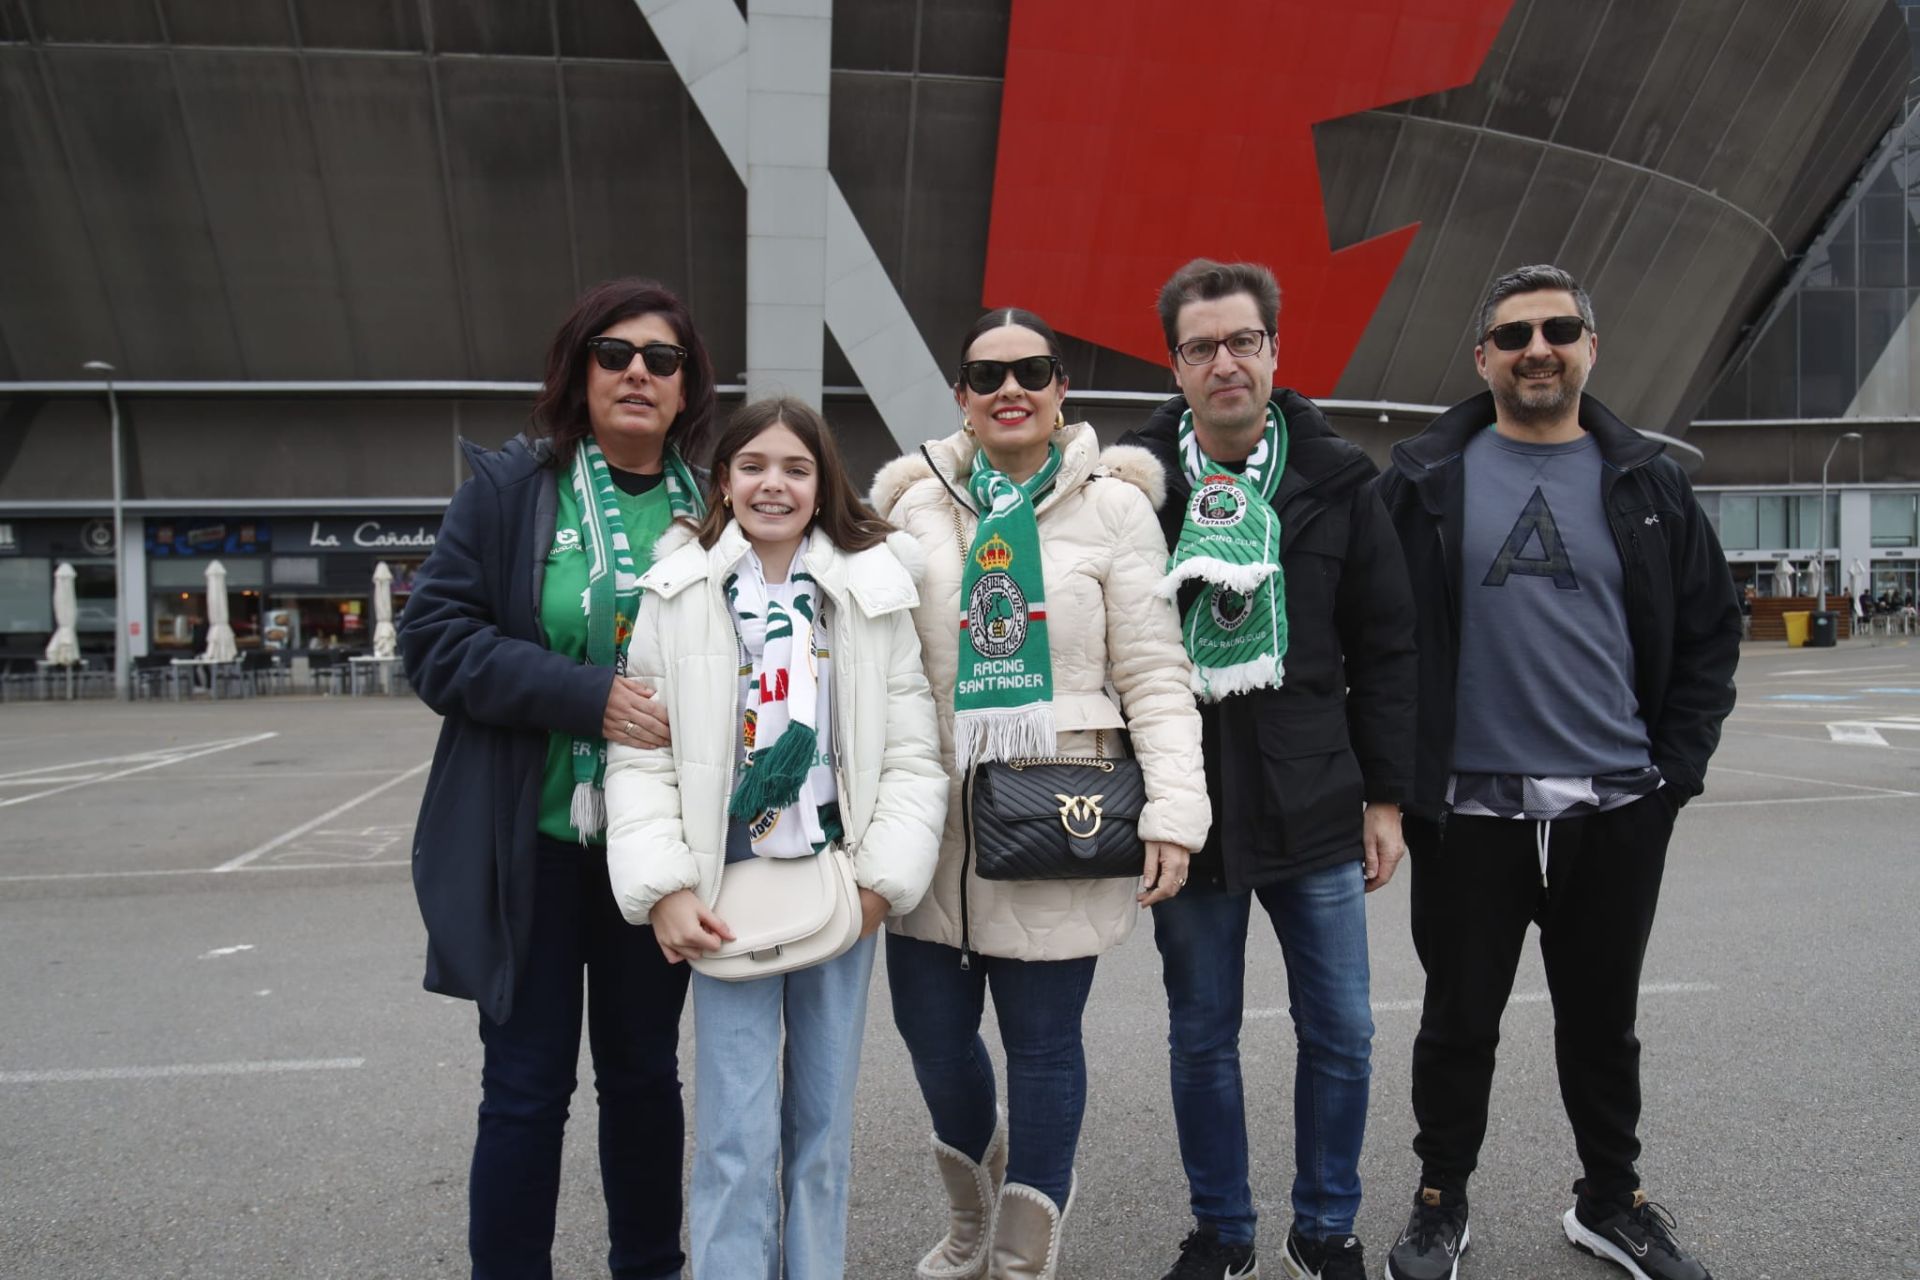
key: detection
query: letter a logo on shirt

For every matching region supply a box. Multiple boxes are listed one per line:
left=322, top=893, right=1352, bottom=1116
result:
left=1483, top=486, right=1579, bottom=590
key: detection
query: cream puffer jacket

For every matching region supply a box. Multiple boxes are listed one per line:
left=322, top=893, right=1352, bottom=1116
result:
left=869, top=423, right=1210, bottom=960
left=603, top=521, right=948, bottom=925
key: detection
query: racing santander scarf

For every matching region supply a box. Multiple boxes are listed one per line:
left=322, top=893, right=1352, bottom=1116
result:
left=725, top=539, right=837, bottom=857
left=953, top=444, right=1061, bottom=767
left=567, top=439, right=705, bottom=842
left=1159, top=403, right=1288, bottom=701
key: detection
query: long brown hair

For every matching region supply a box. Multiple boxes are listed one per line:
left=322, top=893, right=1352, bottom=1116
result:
left=531, top=277, right=717, bottom=471
left=691, top=397, right=892, bottom=553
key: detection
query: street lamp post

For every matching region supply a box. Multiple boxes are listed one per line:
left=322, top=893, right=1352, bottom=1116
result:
left=1818, top=430, right=1864, bottom=614
left=82, top=360, right=128, bottom=700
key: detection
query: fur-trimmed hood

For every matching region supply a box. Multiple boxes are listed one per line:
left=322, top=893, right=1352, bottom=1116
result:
left=869, top=424, right=1167, bottom=522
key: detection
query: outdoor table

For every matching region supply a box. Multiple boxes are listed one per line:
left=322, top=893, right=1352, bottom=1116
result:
left=348, top=655, right=401, bottom=696
left=170, top=657, right=243, bottom=700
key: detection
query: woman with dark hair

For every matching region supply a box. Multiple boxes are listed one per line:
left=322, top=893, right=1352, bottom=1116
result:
left=869, top=308, right=1210, bottom=1279
left=401, top=277, right=717, bottom=1280
left=603, top=396, right=947, bottom=1278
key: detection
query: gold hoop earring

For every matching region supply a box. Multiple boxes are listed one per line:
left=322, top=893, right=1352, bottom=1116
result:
left=722, top=493, right=732, bottom=507
left=961, top=412, right=976, bottom=436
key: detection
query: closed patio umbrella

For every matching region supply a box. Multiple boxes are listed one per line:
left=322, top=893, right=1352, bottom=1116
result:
left=372, top=561, right=397, bottom=659
left=1773, top=558, right=1796, bottom=597
left=1849, top=559, right=1870, bottom=607
left=44, top=562, right=80, bottom=665
left=202, top=559, right=238, bottom=662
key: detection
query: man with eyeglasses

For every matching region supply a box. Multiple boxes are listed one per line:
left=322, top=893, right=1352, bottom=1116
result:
left=1119, top=259, right=1416, bottom=1280
left=1373, top=264, right=1740, bottom=1280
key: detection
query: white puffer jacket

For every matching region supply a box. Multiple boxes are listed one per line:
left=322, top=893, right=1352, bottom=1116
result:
left=869, top=423, right=1210, bottom=960
left=603, top=521, right=948, bottom=924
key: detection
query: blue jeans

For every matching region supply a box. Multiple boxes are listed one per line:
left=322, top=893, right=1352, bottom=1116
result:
left=688, top=934, right=878, bottom=1280
left=1152, top=861, right=1374, bottom=1243
left=884, top=932, right=1097, bottom=1206
left=470, top=839, right=690, bottom=1280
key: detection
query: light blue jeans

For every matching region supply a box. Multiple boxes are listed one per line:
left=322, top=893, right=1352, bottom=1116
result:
left=688, top=933, right=877, bottom=1280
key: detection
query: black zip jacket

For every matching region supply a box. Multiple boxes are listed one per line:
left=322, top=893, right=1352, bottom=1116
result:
left=1372, top=391, right=1742, bottom=822
left=1120, top=389, right=1416, bottom=891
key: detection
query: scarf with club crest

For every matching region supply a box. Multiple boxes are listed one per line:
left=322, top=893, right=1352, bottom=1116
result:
left=566, top=439, right=705, bottom=842
left=724, top=537, right=839, bottom=857
left=1159, top=403, right=1289, bottom=701
left=952, top=443, right=1061, bottom=767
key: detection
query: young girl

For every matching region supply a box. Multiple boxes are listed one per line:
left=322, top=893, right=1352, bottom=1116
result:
left=604, top=395, right=948, bottom=1279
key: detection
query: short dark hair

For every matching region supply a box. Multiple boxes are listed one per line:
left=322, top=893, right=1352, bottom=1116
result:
left=956, top=307, right=1065, bottom=381
left=1478, top=264, right=1597, bottom=338
left=690, top=396, right=892, bottom=554
left=531, top=277, right=717, bottom=471
left=1156, top=259, right=1281, bottom=351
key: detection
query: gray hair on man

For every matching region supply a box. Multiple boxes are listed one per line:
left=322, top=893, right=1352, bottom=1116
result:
left=1477, top=264, right=1596, bottom=339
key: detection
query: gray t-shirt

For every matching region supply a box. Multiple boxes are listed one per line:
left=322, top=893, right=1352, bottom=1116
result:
left=1451, top=429, right=1651, bottom=777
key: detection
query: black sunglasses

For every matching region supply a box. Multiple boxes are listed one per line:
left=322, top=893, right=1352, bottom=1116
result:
left=959, top=355, right=1062, bottom=396
left=586, top=336, right=688, bottom=376
left=1483, top=316, right=1589, bottom=351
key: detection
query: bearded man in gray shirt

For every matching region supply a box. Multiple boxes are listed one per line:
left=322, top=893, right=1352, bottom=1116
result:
left=1373, top=265, right=1741, bottom=1280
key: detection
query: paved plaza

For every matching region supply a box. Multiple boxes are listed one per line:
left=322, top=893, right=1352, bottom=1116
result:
left=2, top=638, right=1917, bottom=1279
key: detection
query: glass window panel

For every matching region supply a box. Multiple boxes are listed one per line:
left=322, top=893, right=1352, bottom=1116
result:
left=1860, top=241, right=1904, bottom=287
left=0, top=558, right=52, bottom=633
left=1864, top=193, right=1907, bottom=241
left=1798, top=290, right=1858, bottom=417
left=1719, top=494, right=1758, bottom=550
left=1872, top=492, right=1919, bottom=546
left=1860, top=288, right=1908, bottom=373
left=1791, top=495, right=1840, bottom=548
left=1756, top=495, right=1788, bottom=547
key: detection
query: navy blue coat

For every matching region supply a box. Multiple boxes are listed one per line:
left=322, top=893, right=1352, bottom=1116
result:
left=401, top=435, right=615, bottom=1024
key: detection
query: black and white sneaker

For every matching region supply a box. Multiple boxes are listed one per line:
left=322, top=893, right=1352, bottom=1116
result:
left=1160, top=1223, right=1259, bottom=1280
left=1281, top=1227, right=1366, bottom=1279
left=1562, top=1181, right=1713, bottom=1280
left=1384, top=1187, right=1470, bottom=1280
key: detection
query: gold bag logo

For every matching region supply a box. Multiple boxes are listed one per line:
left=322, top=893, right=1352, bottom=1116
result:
left=1054, top=793, right=1104, bottom=839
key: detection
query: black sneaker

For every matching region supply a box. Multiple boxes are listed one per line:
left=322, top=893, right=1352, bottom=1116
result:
left=1562, top=1180, right=1713, bottom=1280
left=1281, top=1228, right=1366, bottom=1279
left=1160, top=1223, right=1259, bottom=1280
left=1384, top=1187, right=1469, bottom=1280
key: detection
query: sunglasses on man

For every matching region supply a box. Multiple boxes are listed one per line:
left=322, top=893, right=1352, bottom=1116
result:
left=1482, top=316, right=1590, bottom=351
left=959, top=355, right=1063, bottom=396
left=586, top=336, right=689, bottom=376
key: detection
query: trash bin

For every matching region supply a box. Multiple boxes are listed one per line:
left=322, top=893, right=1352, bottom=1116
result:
left=1809, top=610, right=1838, bottom=647
left=1783, top=610, right=1811, bottom=647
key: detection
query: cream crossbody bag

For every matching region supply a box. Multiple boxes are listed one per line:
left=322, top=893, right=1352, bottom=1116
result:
left=688, top=843, right=863, bottom=980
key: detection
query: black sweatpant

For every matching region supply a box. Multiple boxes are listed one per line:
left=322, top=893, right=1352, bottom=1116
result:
left=1405, top=791, right=1677, bottom=1202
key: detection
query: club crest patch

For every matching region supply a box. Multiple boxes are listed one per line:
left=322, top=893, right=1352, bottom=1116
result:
left=1209, top=586, right=1253, bottom=632
left=1192, top=475, right=1248, bottom=528
left=967, top=572, right=1028, bottom=658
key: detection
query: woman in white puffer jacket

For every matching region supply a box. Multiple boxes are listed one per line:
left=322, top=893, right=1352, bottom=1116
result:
left=870, top=308, right=1211, bottom=1280
left=603, top=396, right=947, bottom=1280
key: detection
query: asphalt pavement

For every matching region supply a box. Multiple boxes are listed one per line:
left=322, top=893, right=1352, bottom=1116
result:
left=2, top=637, right=1916, bottom=1279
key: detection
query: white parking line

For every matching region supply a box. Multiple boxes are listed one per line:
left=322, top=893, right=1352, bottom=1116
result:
left=0, top=733, right=280, bottom=808
left=0, top=1057, right=365, bottom=1084
left=1712, top=766, right=1915, bottom=795
left=0, top=861, right=409, bottom=884
left=212, top=761, right=431, bottom=872
left=1246, top=981, right=1717, bottom=1019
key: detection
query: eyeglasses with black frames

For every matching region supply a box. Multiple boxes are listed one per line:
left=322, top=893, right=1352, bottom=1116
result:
left=1482, top=316, right=1589, bottom=352
left=1172, top=329, right=1272, bottom=366
left=587, top=336, right=688, bottom=376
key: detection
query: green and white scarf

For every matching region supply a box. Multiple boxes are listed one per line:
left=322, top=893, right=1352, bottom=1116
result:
left=567, top=439, right=705, bottom=842
left=953, top=445, right=1061, bottom=767
left=725, top=538, right=839, bottom=857
left=1160, top=404, right=1289, bottom=701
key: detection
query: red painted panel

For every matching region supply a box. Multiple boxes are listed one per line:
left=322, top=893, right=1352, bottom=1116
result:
left=981, top=0, right=1514, bottom=394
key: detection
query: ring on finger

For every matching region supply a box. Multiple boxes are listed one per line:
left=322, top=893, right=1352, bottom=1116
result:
left=623, top=719, right=636, bottom=736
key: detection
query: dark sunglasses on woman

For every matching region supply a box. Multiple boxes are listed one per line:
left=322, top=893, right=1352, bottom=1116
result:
left=1483, top=316, right=1589, bottom=351
left=959, top=355, right=1062, bottom=396
left=587, top=336, right=688, bottom=376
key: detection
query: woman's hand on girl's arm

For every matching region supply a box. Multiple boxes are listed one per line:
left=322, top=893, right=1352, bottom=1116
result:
left=857, top=888, right=890, bottom=939
left=1138, top=840, right=1190, bottom=906
left=603, top=677, right=670, bottom=749
left=647, top=889, right=734, bottom=963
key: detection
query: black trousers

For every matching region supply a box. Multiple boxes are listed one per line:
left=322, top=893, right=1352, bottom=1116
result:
left=1406, top=792, right=1677, bottom=1202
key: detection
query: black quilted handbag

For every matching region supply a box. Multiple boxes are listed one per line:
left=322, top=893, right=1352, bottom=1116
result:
left=968, top=733, right=1147, bottom=881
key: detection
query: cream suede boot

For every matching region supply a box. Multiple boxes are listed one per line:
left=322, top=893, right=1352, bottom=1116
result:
left=987, top=1176, right=1076, bottom=1280
left=917, top=1123, right=1008, bottom=1280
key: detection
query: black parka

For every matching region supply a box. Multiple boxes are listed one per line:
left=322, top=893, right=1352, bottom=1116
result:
left=400, top=435, right=615, bottom=1025
left=1120, top=389, right=1417, bottom=891
left=1372, top=391, right=1742, bottom=822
